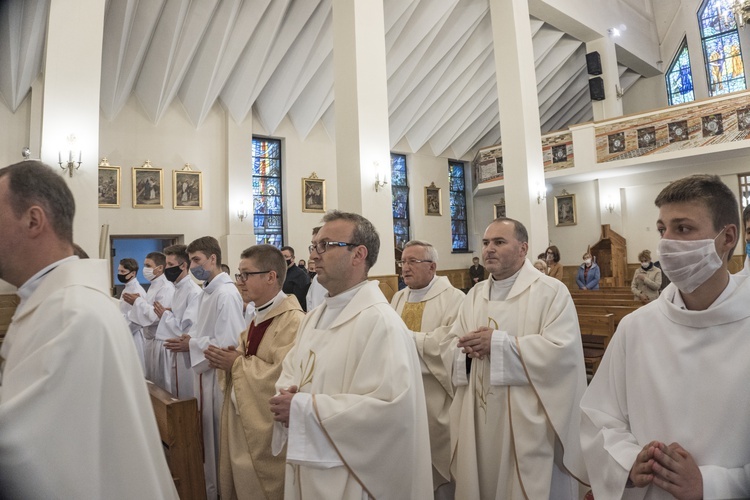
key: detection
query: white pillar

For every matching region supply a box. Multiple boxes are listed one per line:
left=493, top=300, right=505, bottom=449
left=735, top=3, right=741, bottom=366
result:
left=332, top=0, right=395, bottom=276
left=224, top=115, right=255, bottom=274
left=39, top=0, right=106, bottom=256
left=489, top=0, right=548, bottom=251
left=586, top=36, right=624, bottom=121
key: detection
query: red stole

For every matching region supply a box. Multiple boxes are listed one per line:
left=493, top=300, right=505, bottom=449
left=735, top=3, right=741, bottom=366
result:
left=245, top=317, right=274, bottom=356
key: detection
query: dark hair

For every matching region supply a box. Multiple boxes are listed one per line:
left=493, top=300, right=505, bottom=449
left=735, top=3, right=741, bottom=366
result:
left=119, top=258, right=139, bottom=273
left=280, top=246, right=295, bottom=258
left=187, top=236, right=222, bottom=266
left=163, top=244, right=189, bottom=264
left=321, top=210, right=380, bottom=270
left=545, top=245, right=561, bottom=263
left=240, top=244, right=287, bottom=286
left=146, top=251, right=166, bottom=268
left=312, top=226, right=322, bottom=236
left=0, top=161, right=75, bottom=243
left=655, top=174, right=740, bottom=258
left=492, top=217, right=529, bottom=244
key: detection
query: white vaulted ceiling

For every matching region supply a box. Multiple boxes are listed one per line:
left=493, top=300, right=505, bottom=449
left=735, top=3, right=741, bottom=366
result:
left=0, top=0, right=648, bottom=158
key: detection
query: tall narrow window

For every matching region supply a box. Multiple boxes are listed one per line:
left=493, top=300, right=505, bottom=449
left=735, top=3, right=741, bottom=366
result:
left=666, top=38, right=695, bottom=105
left=699, top=0, right=746, bottom=96
left=391, top=153, right=410, bottom=250
left=739, top=172, right=750, bottom=209
left=252, top=137, right=283, bottom=248
left=449, top=161, right=468, bottom=252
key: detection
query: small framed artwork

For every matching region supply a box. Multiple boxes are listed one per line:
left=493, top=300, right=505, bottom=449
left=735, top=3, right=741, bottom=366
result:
left=302, top=174, right=326, bottom=213
left=424, top=182, right=442, bottom=216
left=173, top=165, right=202, bottom=209
left=132, top=161, right=163, bottom=208
left=554, top=193, right=577, bottom=227
left=98, top=159, right=120, bottom=208
left=494, top=201, right=506, bottom=219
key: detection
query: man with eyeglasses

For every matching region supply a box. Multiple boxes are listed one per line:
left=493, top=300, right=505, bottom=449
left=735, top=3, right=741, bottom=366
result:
left=269, top=210, right=432, bottom=500
left=447, top=217, right=588, bottom=499
left=204, top=244, right=303, bottom=500
left=390, top=240, right=466, bottom=499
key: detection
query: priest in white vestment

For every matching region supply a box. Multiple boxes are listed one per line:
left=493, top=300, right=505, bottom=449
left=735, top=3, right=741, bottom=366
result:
left=118, top=257, right=148, bottom=373
left=0, top=161, right=177, bottom=499
left=186, top=236, right=246, bottom=500
left=446, top=218, right=588, bottom=499
left=390, top=240, right=465, bottom=498
left=270, top=211, right=433, bottom=500
left=207, top=244, right=304, bottom=500
left=581, top=174, right=750, bottom=499
left=126, top=251, right=174, bottom=381
left=157, top=244, right=202, bottom=397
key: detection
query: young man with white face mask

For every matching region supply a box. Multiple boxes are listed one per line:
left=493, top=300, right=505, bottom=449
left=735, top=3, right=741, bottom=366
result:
left=581, top=174, right=750, bottom=500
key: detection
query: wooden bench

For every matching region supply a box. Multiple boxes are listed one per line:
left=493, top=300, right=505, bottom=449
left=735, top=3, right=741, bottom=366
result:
left=572, top=297, right=639, bottom=307
left=0, top=294, right=19, bottom=349
left=148, top=382, right=206, bottom=499
left=574, top=304, right=639, bottom=329
left=578, top=313, right=615, bottom=380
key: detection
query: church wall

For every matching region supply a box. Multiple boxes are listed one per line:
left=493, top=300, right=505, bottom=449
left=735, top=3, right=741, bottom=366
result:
left=622, top=75, right=668, bottom=115
left=546, top=180, right=602, bottom=265
left=0, top=94, right=30, bottom=171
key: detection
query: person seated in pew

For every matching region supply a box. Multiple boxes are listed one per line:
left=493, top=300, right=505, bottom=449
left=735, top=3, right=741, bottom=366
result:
left=544, top=245, right=564, bottom=281
left=533, top=259, right=548, bottom=274
left=0, top=161, right=177, bottom=498
left=581, top=174, right=750, bottom=499
left=576, top=251, right=600, bottom=290
left=631, top=249, right=662, bottom=303
left=206, top=244, right=304, bottom=500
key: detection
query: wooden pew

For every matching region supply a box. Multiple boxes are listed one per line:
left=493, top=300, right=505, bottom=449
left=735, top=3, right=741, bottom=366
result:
left=572, top=298, right=640, bottom=307
left=578, top=313, right=615, bottom=380
left=0, top=294, right=20, bottom=349
left=148, top=382, right=206, bottom=499
left=574, top=304, right=639, bottom=329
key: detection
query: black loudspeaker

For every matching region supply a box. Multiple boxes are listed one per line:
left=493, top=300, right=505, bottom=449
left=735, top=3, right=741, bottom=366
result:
left=586, top=51, right=602, bottom=75
left=589, top=77, right=605, bottom=101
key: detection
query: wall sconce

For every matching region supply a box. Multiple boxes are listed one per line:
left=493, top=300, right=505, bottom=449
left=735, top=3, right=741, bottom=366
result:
left=373, top=161, right=389, bottom=192
left=536, top=184, right=547, bottom=204
left=237, top=199, right=249, bottom=222
left=604, top=196, right=615, bottom=213
left=58, top=134, right=82, bottom=177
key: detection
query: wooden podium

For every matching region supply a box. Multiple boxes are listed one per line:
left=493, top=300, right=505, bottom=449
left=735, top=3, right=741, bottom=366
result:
left=590, top=224, right=628, bottom=287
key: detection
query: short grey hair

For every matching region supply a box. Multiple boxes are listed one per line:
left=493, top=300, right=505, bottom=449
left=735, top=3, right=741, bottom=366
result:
left=321, top=210, right=380, bottom=270
left=404, top=240, right=438, bottom=263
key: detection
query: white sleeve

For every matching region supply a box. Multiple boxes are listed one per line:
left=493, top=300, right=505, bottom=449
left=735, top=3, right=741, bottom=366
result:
left=700, top=464, right=750, bottom=499
left=276, top=393, right=344, bottom=469
left=489, top=330, right=528, bottom=386
left=128, top=296, right=159, bottom=327
left=452, top=345, right=468, bottom=387
left=188, top=336, right=213, bottom=373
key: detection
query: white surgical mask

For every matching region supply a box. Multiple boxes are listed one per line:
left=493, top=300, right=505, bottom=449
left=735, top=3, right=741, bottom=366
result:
left=641, top=262, right=650, bottom=270
left=657, top=228, right=726, bottom=294
left=142, top=267, right=156, bottom=281
left=584, top=258, right=592, bottom=266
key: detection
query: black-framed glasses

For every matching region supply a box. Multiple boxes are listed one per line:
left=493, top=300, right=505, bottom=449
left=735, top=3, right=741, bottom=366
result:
left=396, top=259, right=433, bottom=267
left=308, top=241, right=360, bottom=254
left=235, top=271, right=271, bottom=282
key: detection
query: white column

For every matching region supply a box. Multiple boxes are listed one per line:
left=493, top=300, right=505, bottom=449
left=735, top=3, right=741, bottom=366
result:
left=223, top=115, right=255, bottom=274
left=489, top=0, right=548, bottom=251
left=39, top=0, right=106, bottom=255
left=586, top=36, right=624, bottom=121
left=332, top=0, right=395, bottom=276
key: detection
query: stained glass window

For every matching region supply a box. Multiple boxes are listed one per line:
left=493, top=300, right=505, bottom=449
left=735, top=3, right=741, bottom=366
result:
left=391, top=153, right=409, bottom=250
left=449, top=161, right=468, bottom=252
left=666, top=38, right=695, bottom=105
left=739, top=172, right=750, bottom=209
left=252, top=137, right=283, bottom=248
left=699, top=0, right=746, bottom=96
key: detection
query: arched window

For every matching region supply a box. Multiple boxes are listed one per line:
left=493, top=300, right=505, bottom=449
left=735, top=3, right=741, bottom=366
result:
left=699, top=0, right=746, bottom=96
left=666, top=38, right=695, bottom=105
left=252, top=137, right=284, bottom=248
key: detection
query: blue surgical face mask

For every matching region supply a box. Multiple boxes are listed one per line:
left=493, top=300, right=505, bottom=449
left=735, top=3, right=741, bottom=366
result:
left=746, top=241, right=750, bottom=256
left=190, top=264, right=211, bottom=282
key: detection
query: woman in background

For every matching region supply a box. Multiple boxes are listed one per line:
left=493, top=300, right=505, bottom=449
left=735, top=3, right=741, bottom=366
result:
left=631, top=249, right=662, bottom=303
left=544, top=246, right=563, bottom=281
left=576, top=251, right=600, bottom=290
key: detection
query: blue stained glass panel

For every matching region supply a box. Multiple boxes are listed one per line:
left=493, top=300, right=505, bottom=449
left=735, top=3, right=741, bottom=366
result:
left=252, top=137, right=283, bottom=248
left=252, top=177, right=281, bottom=197
left=252, top=158, right=281, bottom=177
left=449, top=160, right=468, bottom=252
left=391, top=154, right=407, bottom=186
left=699, top=0, right=746, bottom=97
left=699, top=0, right=737, bottom=38
left=666, top=39, right=695, bottom=106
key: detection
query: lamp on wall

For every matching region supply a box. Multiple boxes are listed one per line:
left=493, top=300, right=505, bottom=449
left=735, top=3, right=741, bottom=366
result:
left=536, top=183, right=547, bottom=204
left=373, top=161, right=389, bottom=192
left=733, top=0, right=750, bottom=27
left=237, top=199, right=249, bottom=222
left=604, top=197, right=615, bottom=213
left=58, top=134, right=82, bottom=177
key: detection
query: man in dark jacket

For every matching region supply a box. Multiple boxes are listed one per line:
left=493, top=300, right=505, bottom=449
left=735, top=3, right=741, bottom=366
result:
left=281, top=246, right=310, bottom=311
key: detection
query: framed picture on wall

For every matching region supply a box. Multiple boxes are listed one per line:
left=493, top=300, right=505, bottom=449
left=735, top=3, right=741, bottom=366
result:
left=173, top=166, right=202, bottom=209
left=98, top=159, right=120, bottom=208
left=494, top=200, right=506, bottom=219
left=424, top=183, right=442, bottom=216
left=132, top=161, right=163, bottom=209
left=302, top=174, right=326, bottom=213
left=554, top=193, right=577, bottom=226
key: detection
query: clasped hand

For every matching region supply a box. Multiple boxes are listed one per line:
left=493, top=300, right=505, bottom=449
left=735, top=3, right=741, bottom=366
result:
left=629, top=441, right=702, bottom=499
left=457, top=326, right=494, bottom=359
left=269, top=386, right=298, bottom=427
